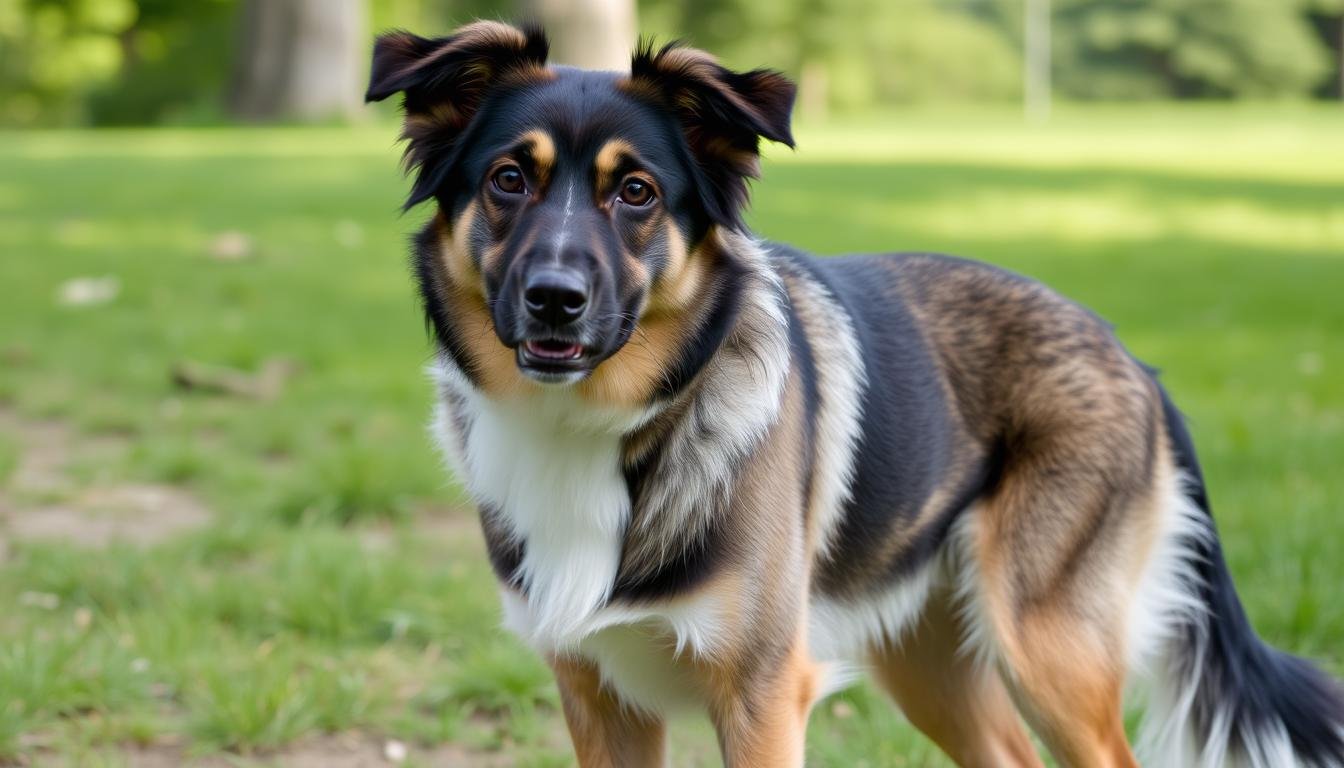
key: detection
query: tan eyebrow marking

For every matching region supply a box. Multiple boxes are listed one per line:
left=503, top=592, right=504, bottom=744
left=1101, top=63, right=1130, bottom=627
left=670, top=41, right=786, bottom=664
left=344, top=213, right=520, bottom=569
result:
left=517, top=129, right=556, bottom=190
left=595, top=138, right=639, bottom=194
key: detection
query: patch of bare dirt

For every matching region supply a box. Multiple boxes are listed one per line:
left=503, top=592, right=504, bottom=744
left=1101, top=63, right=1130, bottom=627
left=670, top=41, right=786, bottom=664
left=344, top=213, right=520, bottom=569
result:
left=171, top=357, right=301, bottom=401
left=0, top=410, right=76, bottom=496
left=356, top=503, right=480, bottom=554
left=47, top=735, right=524, bottom=768
left=5, top=483, right=211, bottom=548
left=0, top=407, right=212, bottom=555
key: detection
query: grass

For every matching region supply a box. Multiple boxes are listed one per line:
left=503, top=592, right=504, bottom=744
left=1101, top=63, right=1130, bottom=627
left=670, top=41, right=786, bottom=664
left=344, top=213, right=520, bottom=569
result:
left=0, top=103, right=1341, bottom=765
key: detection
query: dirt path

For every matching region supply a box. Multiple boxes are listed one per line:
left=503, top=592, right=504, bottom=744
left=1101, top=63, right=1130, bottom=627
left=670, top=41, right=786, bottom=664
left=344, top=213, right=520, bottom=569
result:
left=0, top=407, right=211, bottom=557
left=36, top=734, right=524, bottom=768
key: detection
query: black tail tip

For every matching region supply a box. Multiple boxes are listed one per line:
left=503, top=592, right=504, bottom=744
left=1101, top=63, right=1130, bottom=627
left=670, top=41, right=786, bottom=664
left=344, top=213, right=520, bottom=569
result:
left=1183, top=634, right=1344, bottom=766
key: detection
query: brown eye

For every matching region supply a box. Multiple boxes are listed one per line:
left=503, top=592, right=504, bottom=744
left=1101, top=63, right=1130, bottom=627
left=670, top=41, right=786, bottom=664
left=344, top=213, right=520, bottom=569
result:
left=618, top=178, right=654, bottom=207
left=493, top=166, right=526, bottom=195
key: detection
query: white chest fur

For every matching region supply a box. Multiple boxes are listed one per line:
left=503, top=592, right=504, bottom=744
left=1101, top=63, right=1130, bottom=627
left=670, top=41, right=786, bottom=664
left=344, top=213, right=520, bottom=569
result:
left=432, top=366, right=656, bottom=647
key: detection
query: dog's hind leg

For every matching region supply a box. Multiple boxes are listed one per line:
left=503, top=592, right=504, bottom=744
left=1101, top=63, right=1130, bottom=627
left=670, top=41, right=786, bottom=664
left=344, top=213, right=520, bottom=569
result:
left=871, top=585, right=1043, bottom=768
left=953, top=432, right=1165, bottom=768
left=989, top=607, right=1137, bottom=768
left=550, top=655, right=667, bottom=768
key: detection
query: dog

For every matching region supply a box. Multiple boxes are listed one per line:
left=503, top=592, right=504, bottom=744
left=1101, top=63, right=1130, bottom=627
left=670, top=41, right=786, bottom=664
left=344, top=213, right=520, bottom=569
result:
left=366, top=21, right=1344, bottom=767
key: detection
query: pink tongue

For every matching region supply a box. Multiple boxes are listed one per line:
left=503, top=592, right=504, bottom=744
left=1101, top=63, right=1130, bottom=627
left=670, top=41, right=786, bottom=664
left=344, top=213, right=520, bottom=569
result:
left=527, top=341, right=581, bottom=359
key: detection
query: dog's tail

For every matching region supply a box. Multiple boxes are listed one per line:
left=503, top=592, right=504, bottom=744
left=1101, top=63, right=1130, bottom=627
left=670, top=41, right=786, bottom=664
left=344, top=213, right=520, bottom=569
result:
left=1139, top=386, right=1344, bottom=768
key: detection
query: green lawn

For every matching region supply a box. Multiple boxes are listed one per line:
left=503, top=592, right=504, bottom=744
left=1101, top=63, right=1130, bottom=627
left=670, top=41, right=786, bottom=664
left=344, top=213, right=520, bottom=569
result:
left=1, top=105, right=1341, bottom=766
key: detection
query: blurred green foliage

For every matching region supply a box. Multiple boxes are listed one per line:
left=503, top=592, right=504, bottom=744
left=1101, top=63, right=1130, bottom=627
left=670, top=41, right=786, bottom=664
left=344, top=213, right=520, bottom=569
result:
left=1, top=0, right=138, bottom=124
left=0, top=0, right=235, bottom=125
left=641, top=0, right=1025, bottom=107
left=1, top=0, right=1342, bottom=123
left=982, top=0, right=1340, bottom=98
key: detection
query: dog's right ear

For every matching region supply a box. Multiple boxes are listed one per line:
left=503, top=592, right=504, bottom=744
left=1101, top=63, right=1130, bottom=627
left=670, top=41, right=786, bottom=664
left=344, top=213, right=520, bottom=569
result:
left=366, top=22, right=550, bottom=209
left=626, top=41, right=795, bottom=231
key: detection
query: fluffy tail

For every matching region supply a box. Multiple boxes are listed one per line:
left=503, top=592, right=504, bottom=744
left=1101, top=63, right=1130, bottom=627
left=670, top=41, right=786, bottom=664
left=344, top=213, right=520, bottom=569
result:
left=1141, top=388, right=1344, bottom=767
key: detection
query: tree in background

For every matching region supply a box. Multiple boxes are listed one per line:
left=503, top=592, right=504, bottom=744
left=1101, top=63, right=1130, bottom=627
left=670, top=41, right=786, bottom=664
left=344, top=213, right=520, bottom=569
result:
left=984, top=0, right=1332, bottom=99
left=640, top=0, right=1021, bottom=117
left=2, top=0, right=1342, bottom=127
left=87, top=0, right=236, bottom=125
left=229, top=0, right=365, bottom=121
left=369, top=0, right=502, bottom=35
left=1304, top=0, right=1344, bottom=98
left=523, top=0, right=635, bottom=70
left=0, top=0, right=139, bottom=125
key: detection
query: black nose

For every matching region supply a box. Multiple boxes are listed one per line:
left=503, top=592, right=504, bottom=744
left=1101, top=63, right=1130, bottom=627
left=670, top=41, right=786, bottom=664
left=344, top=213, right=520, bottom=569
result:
left=523, top=269, right=589, bottom=327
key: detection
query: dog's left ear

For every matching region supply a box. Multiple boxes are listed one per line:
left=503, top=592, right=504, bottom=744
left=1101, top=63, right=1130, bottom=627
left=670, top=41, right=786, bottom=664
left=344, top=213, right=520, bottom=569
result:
left=627, top=41, right=796, bottom=229
left=366, top=22, right=550, bottom=209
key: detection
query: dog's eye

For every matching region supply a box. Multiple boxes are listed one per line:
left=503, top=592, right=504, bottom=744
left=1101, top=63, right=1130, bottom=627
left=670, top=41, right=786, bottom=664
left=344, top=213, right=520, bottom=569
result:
left=618, top=178, right=654, bottom=207
left=492, top=166, right=526, bottom=195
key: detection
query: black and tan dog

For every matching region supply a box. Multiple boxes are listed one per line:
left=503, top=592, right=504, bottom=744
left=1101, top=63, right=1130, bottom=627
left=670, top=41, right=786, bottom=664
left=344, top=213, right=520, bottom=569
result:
left=366, top=21, right=1344, bottom=768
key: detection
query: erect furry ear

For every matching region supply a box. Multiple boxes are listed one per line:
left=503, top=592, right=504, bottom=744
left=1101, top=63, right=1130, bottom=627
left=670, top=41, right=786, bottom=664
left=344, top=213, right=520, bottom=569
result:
left=366, top=22, right=550, bottom=209
left=626, top=41, right=796, bottom=229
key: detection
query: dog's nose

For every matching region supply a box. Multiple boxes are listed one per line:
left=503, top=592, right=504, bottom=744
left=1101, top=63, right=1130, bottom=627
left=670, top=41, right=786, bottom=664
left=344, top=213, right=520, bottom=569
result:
left=523, top=269, right=589, bottom=327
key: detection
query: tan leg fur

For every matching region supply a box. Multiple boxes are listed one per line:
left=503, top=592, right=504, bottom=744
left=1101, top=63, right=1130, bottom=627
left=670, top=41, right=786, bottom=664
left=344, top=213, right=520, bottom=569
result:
left=872, top=586, right=1043, bottom=768
left=550, top=655, right=667, bottom=768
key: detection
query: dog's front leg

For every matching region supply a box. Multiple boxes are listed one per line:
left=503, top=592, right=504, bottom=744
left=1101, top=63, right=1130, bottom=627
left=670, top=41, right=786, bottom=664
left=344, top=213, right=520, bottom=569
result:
left=709, top=640, right=817, bottom=768
left=549, top=654, right=667, bottom=768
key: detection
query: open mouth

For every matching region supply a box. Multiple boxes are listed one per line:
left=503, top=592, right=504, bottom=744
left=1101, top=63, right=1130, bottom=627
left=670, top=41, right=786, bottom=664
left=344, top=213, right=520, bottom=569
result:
left=517, top=339, right=591, bottom=382
left=523, top=339, right=585, bottom=361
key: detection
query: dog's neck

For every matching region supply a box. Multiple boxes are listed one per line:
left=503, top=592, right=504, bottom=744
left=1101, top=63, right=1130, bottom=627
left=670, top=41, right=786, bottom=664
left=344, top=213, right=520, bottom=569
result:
left=616, top=230, right=791, bottom=582
left=431, top=230, right=790, bottom=647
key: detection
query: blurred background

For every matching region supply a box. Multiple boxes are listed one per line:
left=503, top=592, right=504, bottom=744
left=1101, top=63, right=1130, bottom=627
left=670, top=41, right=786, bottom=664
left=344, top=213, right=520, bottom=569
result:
left=2, top=0, right=1343, bottom=126
left=1, top=1, right=1341, bottom=766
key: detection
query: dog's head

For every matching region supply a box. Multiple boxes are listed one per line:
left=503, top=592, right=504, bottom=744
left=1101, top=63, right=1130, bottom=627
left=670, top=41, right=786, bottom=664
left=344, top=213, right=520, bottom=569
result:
left=367, top=22, right=794, bottom=403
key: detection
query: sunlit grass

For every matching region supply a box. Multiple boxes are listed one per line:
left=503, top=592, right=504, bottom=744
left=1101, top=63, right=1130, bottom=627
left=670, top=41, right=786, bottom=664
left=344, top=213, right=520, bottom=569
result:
left=826, top=187, right=1344, bottom=252
left=0, top=104, right=1340, bottom=765
left=782, top=103, right=1344, bottom=182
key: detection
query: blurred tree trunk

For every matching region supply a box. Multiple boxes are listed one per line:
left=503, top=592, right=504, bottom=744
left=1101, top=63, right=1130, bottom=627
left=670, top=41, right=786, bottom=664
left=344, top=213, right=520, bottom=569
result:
left=796, top=0, right=828, bottom=122
left=522, top=0, right=635, bottom=71
left=229, top=0, right=366, bottom=121
left=798, top=60, right=828, bottom=123
left=1023, top=0, right=1051, bottom=122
